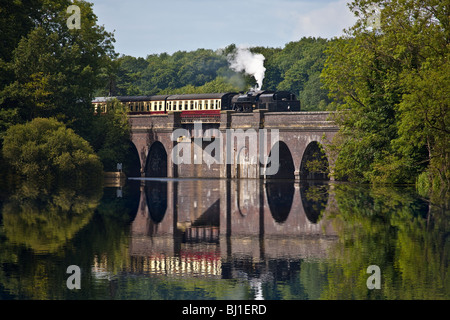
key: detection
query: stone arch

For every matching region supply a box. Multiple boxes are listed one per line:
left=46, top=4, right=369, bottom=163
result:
left=125, top=141, right=141, bottom=178
left=265, top=141, right=295, bottom=179
left=299, top=141, right=330, bottom=180
left=145, top=141, right=167, bottom=177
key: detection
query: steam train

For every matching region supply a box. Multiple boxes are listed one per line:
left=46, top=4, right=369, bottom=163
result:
left=92, top=90, right=300, bottom=117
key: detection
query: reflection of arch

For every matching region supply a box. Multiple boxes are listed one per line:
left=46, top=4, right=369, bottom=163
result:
left=266, top=181, right=295, bottom=223
left=145, top=181, right=167, bottom=223
left=236, top=146, right=248, bottom=179
left=145, top=141, right=167, bottom=177
left=266, top=141, right=295, bottom=179
left=299, top=182, right=329, bottom=224
left=300, top=141, right=329, bottom=180
left=237, top=179, right=258, bottom=216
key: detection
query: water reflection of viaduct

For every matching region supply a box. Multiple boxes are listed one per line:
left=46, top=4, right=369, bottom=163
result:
left=129, top=179, right=337, bottom=280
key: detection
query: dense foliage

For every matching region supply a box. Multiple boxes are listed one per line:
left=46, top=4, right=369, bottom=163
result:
left=0, top=0, right=129, bottom=177
left=89, top=98, right=134, bottom=172
left=2, top=117, right=103, bottom=182
left=321, top=0, right=449, bottom=190
left=97, top=38, right=332, bottom=111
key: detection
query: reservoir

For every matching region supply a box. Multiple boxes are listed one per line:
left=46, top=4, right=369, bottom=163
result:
left=0, top=178, right=448, bottom=300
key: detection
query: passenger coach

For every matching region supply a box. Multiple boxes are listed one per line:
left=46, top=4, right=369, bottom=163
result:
left=93, top=90, right=300, bottom=118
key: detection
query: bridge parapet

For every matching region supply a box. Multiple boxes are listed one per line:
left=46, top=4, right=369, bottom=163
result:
left=263, top=111, right=337, bottom=131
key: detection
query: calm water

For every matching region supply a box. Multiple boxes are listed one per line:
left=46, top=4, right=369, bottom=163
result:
left=0, top=178, right=448, bottom=300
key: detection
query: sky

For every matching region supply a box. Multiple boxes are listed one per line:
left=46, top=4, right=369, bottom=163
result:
left=89, top=0, right=357, bottom=58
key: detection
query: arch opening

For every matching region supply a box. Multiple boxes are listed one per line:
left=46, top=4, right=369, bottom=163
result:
left=145, top=141, right=167, bottom=177
left=300, top=141, right=330, bottom=180
left=124, top=141, right=141, bottom=178
left=265, top=141, right=295, bottom=180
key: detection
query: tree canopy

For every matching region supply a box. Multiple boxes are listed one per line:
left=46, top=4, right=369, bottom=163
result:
left=97, top=38, right=332, bottom=111
left=0, top=0, right=126, bottom=175
left=321, top=0, right=449, bottom=190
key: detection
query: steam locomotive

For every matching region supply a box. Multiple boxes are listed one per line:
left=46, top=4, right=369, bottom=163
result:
left=92, top=90, right=300, bottom=117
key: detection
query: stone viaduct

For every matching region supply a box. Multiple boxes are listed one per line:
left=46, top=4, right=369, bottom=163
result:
left=128, top=110, right=338, bottom=180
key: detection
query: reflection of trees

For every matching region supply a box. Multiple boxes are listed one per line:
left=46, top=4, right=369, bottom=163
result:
left=2, top=181, right=102, bottom=253
left=300, top=183, right=329, bottom=223
left=322, top=184, right=449, bottom=299
left=0, top=179, right=103, bottom=299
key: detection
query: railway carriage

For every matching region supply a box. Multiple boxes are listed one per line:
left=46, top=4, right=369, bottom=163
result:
left=93, top=90, right=300, bottom=119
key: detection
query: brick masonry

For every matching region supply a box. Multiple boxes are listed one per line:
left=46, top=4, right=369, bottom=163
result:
left=128, top=110, right=338, bottom=180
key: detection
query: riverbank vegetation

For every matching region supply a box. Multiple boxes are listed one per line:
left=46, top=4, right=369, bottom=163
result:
left=0, top=0, right=129, bottom=181
left=321, top=0, right=449, bottom=193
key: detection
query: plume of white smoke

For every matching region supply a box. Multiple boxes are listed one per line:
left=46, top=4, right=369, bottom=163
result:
left=227, top=46, right=266, bottom=91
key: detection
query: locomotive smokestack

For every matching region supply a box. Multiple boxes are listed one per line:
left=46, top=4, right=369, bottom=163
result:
left=227, top=46, right=266, bottom=90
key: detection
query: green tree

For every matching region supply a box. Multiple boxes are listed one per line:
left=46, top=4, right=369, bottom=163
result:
left=321, top=0, right=449, bottom=186
left=0, top=0, right=116, bottom=136
left=88, top=98, right=132, bottom=172
left=2, top=117, right=103, bottom=182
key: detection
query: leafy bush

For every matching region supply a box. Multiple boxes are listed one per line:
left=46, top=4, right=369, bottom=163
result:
left=2, top=117, right=103, bottom=182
